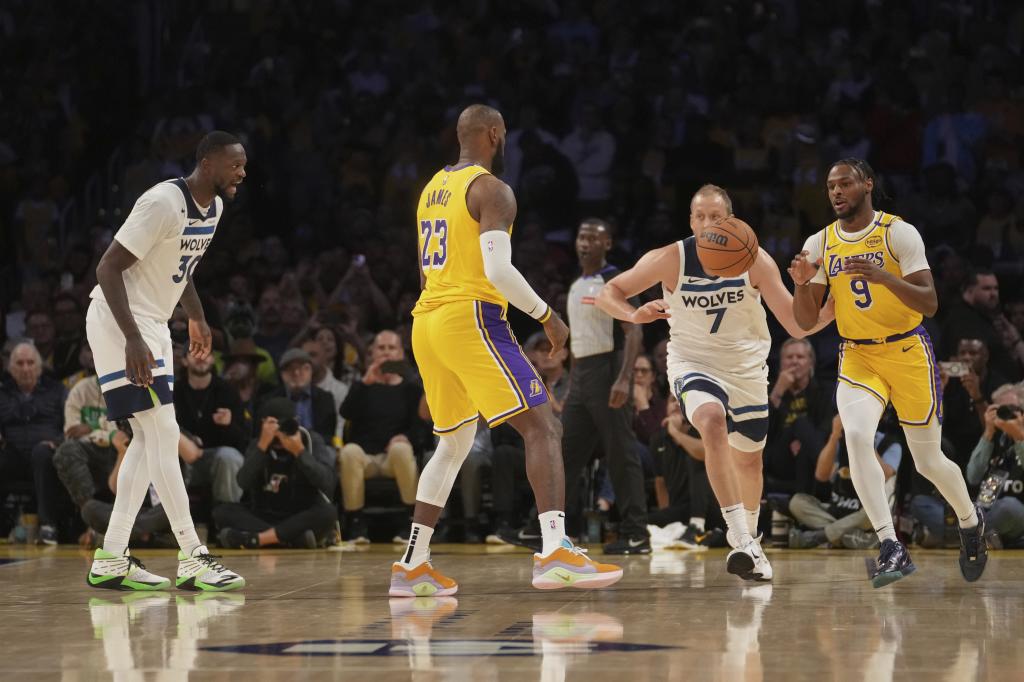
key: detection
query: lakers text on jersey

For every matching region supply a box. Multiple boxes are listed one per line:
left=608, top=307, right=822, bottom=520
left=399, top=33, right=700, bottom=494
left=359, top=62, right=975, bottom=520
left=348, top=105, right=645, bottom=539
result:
left=411, top=164, right=547, bottom=433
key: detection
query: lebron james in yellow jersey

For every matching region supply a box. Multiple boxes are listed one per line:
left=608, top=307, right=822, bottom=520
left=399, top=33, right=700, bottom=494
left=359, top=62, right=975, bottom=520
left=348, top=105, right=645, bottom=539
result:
left=790, top=158, right=987, bottom=588
left=389, top=104, right=622, bottom=598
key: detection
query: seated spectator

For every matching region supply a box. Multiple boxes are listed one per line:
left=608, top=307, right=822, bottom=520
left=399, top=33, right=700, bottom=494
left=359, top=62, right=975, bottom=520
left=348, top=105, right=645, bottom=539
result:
left=62, top=339, right=96, bottom=389
left=214, top=398, right=338, bottom=549
left=51, top=292, right=86, bottom=378
left=966, top=384, right=1024, bottom=549
left=172, top=351, right=247, bottom=505
left=632, top=354, right=666, bottom=447
left=299, top=336, right=349, bottom=442
left=941, top=338, right=1007, bottom=464
left=220, top=302, right=278, bottom=387
left=220, top=339, right=267, bottom=436
left=53, top=372, right=118, bottom=545
left=253, top=286, right=291, bottom=363
left=77, top=424, right=207, bottom=547
left=0, top=342, right=65, bottom=543
left=941, top=269, right=1016, bottom=379
left=339, top=330, right=421, bottom=544
left=788, top=412, right=902, bottom=549
left=651, top=397, right=725, bottom=548
left=764, top=338, right=834, bottom=496
left=263, top=348, right=337, bottom=444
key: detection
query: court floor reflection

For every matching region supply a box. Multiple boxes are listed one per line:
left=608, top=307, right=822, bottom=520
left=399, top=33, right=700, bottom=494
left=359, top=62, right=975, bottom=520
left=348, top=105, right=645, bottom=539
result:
left=1, top=545, right=1022, bottom=680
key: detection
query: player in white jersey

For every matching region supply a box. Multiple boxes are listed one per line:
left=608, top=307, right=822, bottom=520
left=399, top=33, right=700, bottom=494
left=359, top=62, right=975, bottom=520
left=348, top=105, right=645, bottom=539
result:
left=597, top=185, right=833, bottom=581
left=84, top=131, right=247, bottom=593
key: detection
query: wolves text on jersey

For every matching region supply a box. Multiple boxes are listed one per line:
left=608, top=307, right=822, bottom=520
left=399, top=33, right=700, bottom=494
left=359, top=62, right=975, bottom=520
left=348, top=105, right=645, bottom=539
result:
left=678, top=288, right=745, bottom=309
left=827, top=251, right=885, bottom=277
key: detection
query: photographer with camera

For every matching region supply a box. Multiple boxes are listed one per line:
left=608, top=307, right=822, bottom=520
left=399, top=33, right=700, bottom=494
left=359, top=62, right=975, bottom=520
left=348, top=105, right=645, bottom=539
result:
left=965, top=384, right=1024, bottom=548
left=214, top=397, right=338, bottom=549
left=262, top=348, right=337, bottom=444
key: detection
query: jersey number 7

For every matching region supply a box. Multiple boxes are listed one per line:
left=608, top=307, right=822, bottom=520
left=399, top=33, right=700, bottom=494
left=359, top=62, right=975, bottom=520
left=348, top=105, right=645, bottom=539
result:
left=420, top=219, right=448, bottom=270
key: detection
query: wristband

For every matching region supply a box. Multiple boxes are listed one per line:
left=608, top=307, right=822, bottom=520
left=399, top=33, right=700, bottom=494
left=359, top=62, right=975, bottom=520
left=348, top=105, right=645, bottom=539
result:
left=537, top=306, right=553, bottom=323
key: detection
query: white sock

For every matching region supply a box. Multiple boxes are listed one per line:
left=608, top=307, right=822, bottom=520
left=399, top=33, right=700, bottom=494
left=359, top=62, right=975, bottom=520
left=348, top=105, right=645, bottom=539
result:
left=539, top=510, right=566, bottom=555
left=875, top=524, right=898, bottom=543
left=745, top=507, right=760, bottom=538
left=689, top=517, right=706, bottom=533
left=903, top=423, right=978, bottom=528
left=173, top=524, right=203, bottom=557
left=103, top=511, right=134, bottom=556
left=722, top=504, right=752, bottom=546
left=400, top=523, right=434, bottom=567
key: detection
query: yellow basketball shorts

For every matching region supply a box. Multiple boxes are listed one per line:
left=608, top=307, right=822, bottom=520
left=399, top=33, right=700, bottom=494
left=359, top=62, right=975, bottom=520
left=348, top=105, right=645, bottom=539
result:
left=837, top=325, right=942, bottom=427
left=412, top=300, right=548, bottom=435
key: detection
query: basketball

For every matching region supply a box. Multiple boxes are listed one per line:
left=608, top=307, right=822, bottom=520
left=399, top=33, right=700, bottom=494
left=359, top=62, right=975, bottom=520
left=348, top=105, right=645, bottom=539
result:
left=696, top=216, right=759, bottom=277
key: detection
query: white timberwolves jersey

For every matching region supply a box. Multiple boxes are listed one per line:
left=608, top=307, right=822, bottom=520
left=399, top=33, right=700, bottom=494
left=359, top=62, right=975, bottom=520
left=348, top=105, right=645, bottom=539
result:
left=90, top=178, right=222, bottom=322
left=664, top=237, right=771, bottom=378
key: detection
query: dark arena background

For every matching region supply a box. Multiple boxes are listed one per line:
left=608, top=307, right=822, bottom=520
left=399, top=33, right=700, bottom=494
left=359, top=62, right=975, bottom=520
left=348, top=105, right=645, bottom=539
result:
left=1, top=1, right=1023, bottom=679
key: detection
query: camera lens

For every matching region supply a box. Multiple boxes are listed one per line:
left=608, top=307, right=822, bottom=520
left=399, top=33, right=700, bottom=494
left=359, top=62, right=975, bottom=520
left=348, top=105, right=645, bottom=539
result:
left=279, top=417, right=300, bottom=435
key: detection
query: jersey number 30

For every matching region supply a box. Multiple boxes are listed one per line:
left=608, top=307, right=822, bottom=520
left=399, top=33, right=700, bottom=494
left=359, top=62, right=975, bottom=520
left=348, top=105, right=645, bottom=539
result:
left=420, top=219, right=448, bottom=270
left=172, top=255, right=201, bottom=283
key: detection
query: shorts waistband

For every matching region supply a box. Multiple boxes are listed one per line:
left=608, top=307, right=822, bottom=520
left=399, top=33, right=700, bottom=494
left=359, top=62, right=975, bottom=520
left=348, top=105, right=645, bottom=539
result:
left=842, top=326, right=923, bottom=346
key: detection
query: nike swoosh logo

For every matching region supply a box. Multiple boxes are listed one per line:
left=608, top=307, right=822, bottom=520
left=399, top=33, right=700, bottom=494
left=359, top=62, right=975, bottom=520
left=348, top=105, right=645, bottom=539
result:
left=901, top=345, right=915, bottom=352
left=188, top=219, right=202, bottom=225
left=686, top=278, right=703, bottom=283
left=628, top=539, right=647, bottom=547
left=558, top=574, right=572, bottom=582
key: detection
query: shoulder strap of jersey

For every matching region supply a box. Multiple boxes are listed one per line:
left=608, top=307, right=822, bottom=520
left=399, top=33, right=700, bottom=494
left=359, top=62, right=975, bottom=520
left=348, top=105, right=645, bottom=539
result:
left=667, top=239, right=686, bottom=294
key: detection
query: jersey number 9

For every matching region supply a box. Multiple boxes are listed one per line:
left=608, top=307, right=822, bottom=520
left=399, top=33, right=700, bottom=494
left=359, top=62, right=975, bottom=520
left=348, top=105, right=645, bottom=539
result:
left=420, top=219, right=448, bottom=270
left=850, top=278, right=873, bottom=309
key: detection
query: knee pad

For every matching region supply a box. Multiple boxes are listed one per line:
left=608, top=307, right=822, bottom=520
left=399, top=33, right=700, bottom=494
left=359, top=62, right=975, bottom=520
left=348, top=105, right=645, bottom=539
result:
left=416, top=423, right=475, bottom=507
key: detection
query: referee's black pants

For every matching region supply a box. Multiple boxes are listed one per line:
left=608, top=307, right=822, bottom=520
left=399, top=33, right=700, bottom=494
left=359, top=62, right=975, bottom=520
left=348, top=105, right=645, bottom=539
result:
left=561, top=352, right=648, bottom=538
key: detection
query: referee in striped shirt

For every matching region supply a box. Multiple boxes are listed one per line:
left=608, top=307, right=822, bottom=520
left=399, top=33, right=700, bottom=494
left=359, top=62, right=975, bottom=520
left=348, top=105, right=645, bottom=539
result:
left=562, top=219, right=650, bottom=554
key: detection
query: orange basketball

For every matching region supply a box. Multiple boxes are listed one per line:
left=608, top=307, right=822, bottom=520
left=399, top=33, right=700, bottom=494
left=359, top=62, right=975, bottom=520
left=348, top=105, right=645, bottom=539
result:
left=696, top=217, right=759, bottom=277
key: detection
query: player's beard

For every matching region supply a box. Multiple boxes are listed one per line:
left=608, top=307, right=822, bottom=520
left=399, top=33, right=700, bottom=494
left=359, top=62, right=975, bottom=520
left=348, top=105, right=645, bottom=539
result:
left=215, top=180, right=236, bottom=202
left=491, top=141, right=505, bottom=177
left=834, top=195, right=861, bottom=219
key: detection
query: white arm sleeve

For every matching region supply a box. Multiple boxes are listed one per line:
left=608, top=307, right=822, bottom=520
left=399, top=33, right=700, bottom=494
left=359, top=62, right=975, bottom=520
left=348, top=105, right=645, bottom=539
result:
left=801, top=230, right=828, bottom=285
left=479, top=230, right=550, bottom=320
left=889, top=221, right=930, bottom=276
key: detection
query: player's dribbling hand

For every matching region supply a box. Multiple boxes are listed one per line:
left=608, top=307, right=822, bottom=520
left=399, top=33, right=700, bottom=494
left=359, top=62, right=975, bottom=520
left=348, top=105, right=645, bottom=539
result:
left=188, top=318, right=213, bottom=360
left=542, top=312, right=569, bottom=358
left=125, top=335, right=156, bottom=386
left=787, top=251, right=821, bottom=286
left=630, top=300, right=671, bottom=324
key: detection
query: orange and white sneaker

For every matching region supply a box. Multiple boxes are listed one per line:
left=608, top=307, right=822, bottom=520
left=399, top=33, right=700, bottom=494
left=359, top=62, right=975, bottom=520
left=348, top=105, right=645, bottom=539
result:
left=389, top=561, right=459, bottom=597
left=532, top=540, right=623, bottom=590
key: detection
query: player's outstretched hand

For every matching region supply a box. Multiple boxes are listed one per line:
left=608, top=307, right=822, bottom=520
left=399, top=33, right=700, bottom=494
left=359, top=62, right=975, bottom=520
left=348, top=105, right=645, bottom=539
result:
left=125, top=335, right=156, bottom=386
left=188, top=318, right=213, bottom=360
left=630, top=300, right=671, bottom=324
left=542, top=311, right=569, bottom=358
left=788, top=250, right=821, bottom=286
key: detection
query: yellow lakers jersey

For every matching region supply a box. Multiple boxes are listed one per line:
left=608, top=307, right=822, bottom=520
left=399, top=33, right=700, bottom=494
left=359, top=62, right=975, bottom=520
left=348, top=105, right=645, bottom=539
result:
left=412, top=164, right=508, bottom=315
left=822, top=211, right=922, bottom=340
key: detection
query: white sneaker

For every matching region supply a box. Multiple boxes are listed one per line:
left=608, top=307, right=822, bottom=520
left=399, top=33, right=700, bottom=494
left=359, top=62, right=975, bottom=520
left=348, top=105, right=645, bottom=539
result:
left=176, top=546, right=245, bottom=592
left=88, top=548, right=171, bottom=591
left=726, top=539, right=773, bottom=582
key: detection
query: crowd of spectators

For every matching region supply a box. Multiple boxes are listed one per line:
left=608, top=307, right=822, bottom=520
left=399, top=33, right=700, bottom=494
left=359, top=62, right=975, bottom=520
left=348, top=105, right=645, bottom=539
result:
left=2, top=1, right=1024, bottom=550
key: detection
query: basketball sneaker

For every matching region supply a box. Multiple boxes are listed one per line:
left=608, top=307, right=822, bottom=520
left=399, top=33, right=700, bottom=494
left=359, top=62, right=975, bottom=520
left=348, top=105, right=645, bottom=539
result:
left=868, top=539, right=916, bottom=588
left=958, top=505, right=988, bottom=583
left=389, top=560, right=459, bottom=597
left=531, top=540, right=623, bottom=590
left=176, top=546, right=245, bottom=592
left=726, top=538, right=773, bottom=582
left=603, top=534, right=651, bottom=555
left=87, top=548, right=171, bottom=591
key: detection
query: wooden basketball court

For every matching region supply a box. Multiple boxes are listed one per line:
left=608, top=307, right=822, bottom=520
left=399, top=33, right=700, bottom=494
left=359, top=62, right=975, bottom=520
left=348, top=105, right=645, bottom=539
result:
left=2, top=544, right=1021, bottom=680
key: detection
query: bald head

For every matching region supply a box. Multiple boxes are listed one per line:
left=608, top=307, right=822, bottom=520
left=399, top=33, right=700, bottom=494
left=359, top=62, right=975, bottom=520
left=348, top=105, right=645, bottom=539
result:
left=457, top=104, right=504, bottom=145
left=455, top=104, right=507, bottom=174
